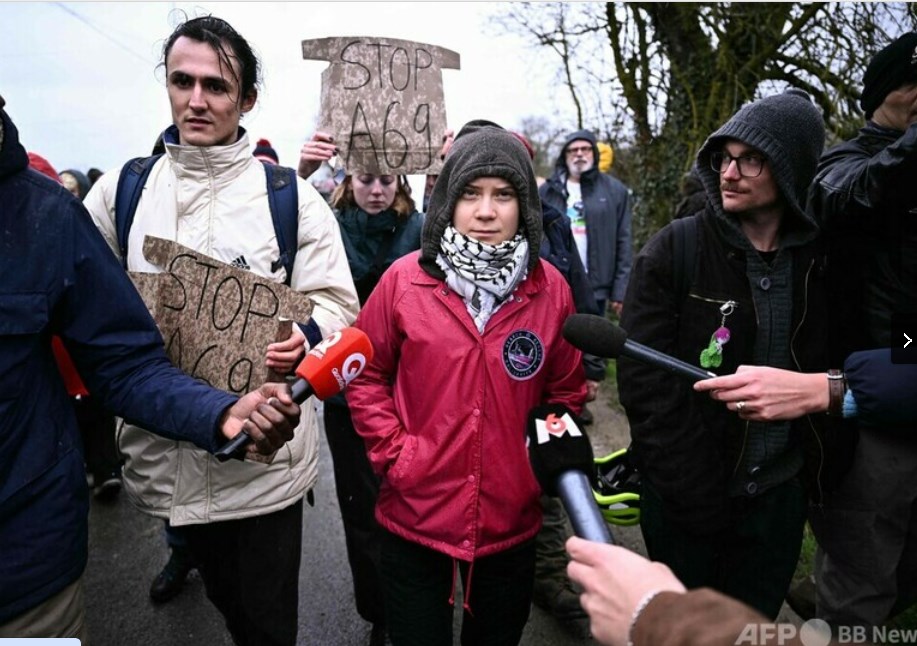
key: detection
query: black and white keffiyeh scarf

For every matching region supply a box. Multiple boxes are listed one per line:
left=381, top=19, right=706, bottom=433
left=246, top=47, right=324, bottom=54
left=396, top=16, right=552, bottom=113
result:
left=436, top=225, right=529, bottom=333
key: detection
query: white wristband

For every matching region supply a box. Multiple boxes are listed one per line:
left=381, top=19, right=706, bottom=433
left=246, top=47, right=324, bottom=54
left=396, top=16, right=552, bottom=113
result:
left=627, top=589, right=664, bottom=646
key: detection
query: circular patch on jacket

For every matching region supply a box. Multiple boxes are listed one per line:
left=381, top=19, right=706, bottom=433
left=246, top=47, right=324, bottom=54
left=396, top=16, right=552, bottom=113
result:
left=503, top=330, right=545, bottom=380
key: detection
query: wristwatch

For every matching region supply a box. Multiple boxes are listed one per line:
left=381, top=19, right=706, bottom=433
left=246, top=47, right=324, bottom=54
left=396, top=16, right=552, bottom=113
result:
left=827, top=369, right=846, bottom=417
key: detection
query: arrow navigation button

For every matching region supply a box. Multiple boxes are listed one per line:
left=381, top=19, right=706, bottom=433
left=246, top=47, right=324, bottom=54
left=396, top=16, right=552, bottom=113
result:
left=891, top=315, right=917, bottom=364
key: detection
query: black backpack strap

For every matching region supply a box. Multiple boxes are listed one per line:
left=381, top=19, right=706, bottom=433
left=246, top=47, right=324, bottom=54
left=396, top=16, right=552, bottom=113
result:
left=262, top=163, right=320, bottom=347
left=114, top=154, right=162, bottom=268
left=670, top=214, right=698, bottom=306
left=263, top=163, right=299, bottom=286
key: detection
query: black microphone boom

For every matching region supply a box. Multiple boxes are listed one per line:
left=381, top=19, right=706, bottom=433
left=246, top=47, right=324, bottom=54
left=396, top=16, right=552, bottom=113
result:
left=562, top=314, right=715, bottom=382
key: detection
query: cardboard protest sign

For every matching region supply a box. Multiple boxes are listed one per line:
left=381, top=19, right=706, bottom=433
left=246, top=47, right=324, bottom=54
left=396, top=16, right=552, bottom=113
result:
left=302, top=36, right=460, bottom=175
left=129, top=236, right=313, bottom=395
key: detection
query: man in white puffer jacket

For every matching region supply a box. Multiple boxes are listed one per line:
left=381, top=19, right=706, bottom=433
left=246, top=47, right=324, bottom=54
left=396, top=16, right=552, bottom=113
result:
left=83, top=15, right=359, bottom=646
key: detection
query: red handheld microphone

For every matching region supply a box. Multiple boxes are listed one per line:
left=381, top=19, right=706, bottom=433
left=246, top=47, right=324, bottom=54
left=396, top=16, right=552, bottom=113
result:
left=215, top=327, right=374, bottom=461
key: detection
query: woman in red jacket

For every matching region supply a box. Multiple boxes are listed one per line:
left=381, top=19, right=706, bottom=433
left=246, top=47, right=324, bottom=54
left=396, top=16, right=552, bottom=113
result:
left=347, top=120, right=586, bottom=646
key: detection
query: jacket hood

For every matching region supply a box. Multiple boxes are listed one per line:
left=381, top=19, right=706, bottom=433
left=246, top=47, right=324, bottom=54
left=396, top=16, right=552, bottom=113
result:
left=420, top=120, right=542, bottom=278
left=695, top=89, right=825, bottom=241
left=550, top=129, right=600, bottom=182
left=61, top=168, right=90, bottom=199
left=0, top=106, right=29, bottom=181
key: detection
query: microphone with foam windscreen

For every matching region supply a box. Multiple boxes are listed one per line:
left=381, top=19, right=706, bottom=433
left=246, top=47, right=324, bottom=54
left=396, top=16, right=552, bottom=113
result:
left=527, top=404, right=614, bottom=544
left=562, top=313, right=715, bottom=382
left=215, top=327, right=374, bottom=462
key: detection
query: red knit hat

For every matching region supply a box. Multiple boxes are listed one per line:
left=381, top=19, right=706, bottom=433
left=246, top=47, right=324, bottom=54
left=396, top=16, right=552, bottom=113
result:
left=253, top=138, right=279, bottom=164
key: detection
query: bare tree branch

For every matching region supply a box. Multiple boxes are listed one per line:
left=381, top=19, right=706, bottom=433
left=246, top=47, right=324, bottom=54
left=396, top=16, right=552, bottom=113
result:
left=494, top=1, right=917, bottom=246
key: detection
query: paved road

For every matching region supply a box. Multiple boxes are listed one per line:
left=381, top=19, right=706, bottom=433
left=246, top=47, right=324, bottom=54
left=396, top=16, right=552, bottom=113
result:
left=83, top=405, right=645, bottom=645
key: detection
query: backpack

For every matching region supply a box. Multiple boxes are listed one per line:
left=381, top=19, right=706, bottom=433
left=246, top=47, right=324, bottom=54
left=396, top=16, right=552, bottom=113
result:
left=670, top=214, right=698, bottom=305
left=114, top=155, right=300, bottom=285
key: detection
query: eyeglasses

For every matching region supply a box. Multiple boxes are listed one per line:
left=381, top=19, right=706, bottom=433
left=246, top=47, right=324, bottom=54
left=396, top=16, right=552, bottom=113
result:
left=710, top=151, right=766, bottom=178
left=566, top=145, right=593, bottom=157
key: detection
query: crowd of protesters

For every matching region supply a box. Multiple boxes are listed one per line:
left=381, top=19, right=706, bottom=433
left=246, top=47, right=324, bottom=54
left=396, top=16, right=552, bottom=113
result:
left=3, top=10, right=917, bottom=646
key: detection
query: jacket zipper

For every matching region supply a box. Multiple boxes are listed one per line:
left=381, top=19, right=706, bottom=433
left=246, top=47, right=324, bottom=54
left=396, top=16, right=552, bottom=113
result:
left=686, top=293, right=739, bottom=306
left=731, top=286, right=760, bottom=480
left=731, top=418, right=750, bottom=478
left=789, top=257, right=813, bottom=370
left=792, top=257, right=825, bottom=504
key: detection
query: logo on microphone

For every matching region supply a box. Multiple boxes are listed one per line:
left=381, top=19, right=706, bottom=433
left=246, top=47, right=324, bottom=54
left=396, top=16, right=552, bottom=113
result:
left=331, top=352, right=367, bottom=390
left=533, top=412, right=582, bottom=445
left=503, top=330, right=544, bottom=380
left=309, top=330, right=342, bottom=360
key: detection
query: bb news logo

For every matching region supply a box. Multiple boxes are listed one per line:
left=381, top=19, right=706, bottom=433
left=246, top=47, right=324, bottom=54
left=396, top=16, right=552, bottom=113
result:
left=735, top=619, right=917, bottom=645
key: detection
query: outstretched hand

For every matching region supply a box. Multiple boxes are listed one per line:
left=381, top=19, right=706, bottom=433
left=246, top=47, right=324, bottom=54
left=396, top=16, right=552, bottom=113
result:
left=220, top=383, right=300, bottom=456
left=566, top=537, right=685, bottom=646
left=693, top=365, right=829, bottom=421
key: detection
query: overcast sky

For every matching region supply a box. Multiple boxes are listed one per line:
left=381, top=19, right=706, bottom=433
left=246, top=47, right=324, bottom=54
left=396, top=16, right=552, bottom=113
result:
left=0, top=1, right=565, bottom=176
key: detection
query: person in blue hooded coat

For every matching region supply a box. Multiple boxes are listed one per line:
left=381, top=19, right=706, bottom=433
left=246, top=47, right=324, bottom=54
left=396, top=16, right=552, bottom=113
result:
left=0, top=94, right=300, bottom=641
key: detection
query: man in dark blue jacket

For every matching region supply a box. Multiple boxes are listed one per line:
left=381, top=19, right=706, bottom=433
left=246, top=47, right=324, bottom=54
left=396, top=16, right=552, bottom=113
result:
left=0, top=96, right=300, bottom=640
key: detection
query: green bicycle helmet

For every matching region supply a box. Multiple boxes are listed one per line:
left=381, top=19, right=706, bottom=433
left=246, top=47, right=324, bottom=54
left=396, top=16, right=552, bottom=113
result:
left=593, top=448, right=641, bottom=526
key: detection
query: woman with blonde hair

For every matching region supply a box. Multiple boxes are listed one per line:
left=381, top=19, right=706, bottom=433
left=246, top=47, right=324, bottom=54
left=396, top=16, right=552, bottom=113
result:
left=300, top=132, right=424, bottom=643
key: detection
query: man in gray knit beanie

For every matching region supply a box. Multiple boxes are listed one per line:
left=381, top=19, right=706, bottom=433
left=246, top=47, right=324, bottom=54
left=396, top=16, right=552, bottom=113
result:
left=618, top=89, right=832, bottom=620
left=696, top=87, right=825, bottom=225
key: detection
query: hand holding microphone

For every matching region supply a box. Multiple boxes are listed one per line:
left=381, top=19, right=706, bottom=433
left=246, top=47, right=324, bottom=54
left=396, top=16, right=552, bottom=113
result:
left=562, top=314, right=716, bottom=382
left=217, top=383, right=301, bottom=458
left=215, top=327, right=374, bottom=461
left=527, top=404, right=614, bottom=544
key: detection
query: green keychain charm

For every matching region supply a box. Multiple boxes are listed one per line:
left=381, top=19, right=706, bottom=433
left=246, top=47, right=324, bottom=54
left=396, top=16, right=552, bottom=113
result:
left=700, top=300, right=737, bottom=369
